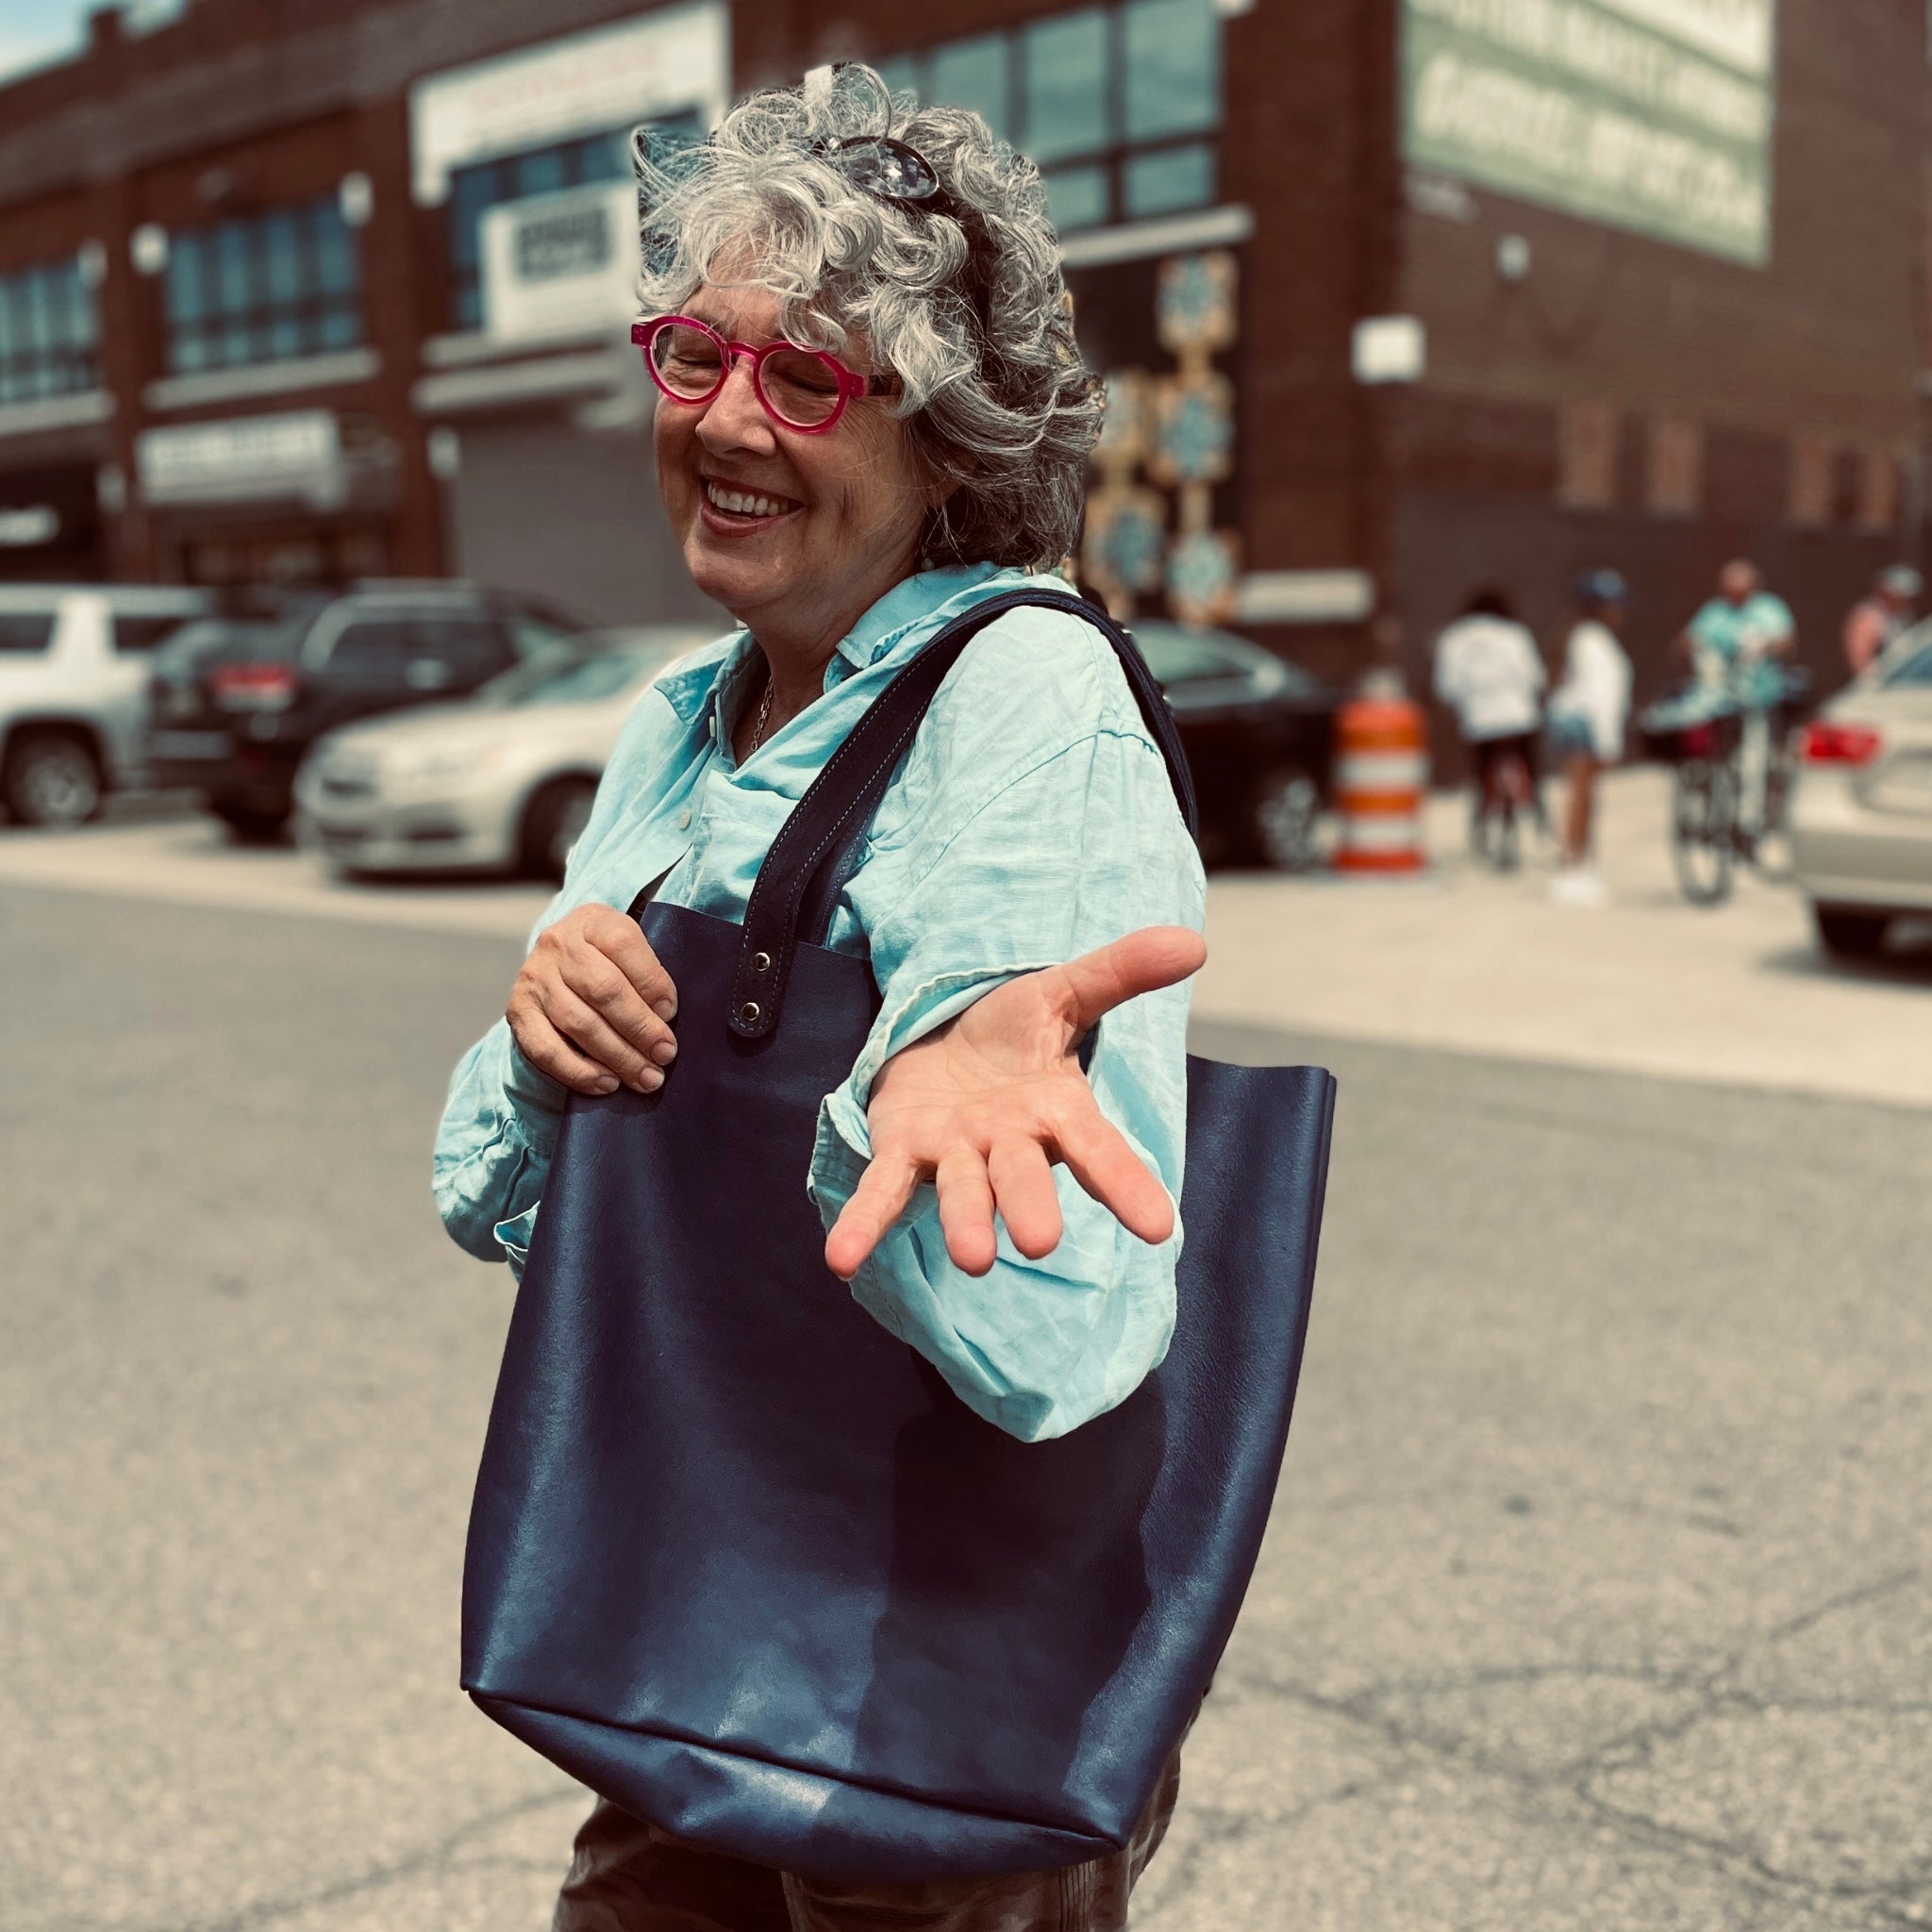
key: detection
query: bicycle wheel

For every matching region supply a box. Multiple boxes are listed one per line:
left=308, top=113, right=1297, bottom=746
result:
left=1671, top=758, right=1736, bottom=906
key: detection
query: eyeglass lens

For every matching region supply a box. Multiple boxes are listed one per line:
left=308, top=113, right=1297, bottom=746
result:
left=648, top=322, right=847, bottom=428
left=832, top=137, right=941, bottom=203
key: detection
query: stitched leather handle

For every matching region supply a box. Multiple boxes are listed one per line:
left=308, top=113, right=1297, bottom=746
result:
left=727, top=590, right=1197, bottom=1041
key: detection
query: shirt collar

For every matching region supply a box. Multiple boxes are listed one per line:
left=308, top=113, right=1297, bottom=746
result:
left=831, top=564, right=1004, bottom=675
left=663, top=561, right=1031, bottom=735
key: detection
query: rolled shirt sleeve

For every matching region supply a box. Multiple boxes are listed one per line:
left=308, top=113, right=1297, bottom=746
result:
left=808, top=650, right=1204, bottom=1442
left=430, top=667, right=717, bottom=1268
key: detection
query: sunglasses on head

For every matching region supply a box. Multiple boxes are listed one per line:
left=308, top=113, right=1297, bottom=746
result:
left=803, top=64, right=949, bottom=208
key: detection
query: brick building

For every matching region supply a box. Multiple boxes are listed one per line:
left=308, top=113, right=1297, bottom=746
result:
left=0, top=0, right=1923, bottom=712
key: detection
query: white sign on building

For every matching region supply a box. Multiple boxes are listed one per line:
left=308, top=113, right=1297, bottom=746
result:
left=481, top=182, right=643, bottom=342
left=137, top=410, right=341, bottom=507
left=409, top=3, right=729, bottom=206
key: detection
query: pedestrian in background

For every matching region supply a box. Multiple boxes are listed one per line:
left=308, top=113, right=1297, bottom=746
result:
left=1841, top=564, right=1923, bottom=678
left=1431, top=586, right=1549, bottom=861
left=1546, top=571, right=1633, bottom=908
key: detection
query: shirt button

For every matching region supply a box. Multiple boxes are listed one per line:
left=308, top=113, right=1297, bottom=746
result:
left=677, top=808, right=692, bottom=830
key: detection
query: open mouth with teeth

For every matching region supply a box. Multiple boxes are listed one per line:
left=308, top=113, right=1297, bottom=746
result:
left=703, top=478, right=802, bottom=523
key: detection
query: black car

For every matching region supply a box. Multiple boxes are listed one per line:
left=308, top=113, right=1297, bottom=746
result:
left=146, top=581, right=589, bottom=840
left=1130, top=621, right=1340, bottom=870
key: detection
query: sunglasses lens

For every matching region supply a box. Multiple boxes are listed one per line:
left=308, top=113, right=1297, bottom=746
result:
left=650, top=322, right=724, bottom=398
left=836, top=137, right=941, bottom=203
left=760, top=347, right=846, bottom=427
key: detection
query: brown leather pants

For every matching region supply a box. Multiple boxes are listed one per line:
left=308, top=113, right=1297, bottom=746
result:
left=551, top=1745, right=1183, bottom=1932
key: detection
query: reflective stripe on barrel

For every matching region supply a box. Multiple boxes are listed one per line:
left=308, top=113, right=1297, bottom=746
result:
left=1333, top=693, right=1428, bottom=874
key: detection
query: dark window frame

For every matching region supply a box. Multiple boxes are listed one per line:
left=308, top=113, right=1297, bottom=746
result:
left=162, top=195, right=363, bottom=377
left=0, top=256, right=101, bottom=408
left=444, top=114, right=703, bottom=333
left=875, top=0, right=1222, bottom=235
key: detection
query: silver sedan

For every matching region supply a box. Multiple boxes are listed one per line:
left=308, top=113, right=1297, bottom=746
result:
left=1790, top=626, right=1932, bottom=957
left=296, top=627, right=714, bottom=880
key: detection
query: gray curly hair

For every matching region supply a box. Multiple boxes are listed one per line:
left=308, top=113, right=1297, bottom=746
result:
left=632, top=65, right=1103, bottom=572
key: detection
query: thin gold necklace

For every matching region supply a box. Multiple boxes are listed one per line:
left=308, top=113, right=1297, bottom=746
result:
left=747, top=671, right=774, bottom=755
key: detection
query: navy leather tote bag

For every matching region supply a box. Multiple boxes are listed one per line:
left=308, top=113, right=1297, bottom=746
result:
left=462, top=591, right=1336, bottom=1884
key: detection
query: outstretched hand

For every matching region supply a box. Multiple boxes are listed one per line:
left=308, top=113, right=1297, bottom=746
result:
left=824, top=925, right=1207, bottom=1281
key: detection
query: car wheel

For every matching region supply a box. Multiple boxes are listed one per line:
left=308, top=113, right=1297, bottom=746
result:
left=1813, top=906, right=1891, bottom=958
left=211, top=795, right=291, bottom=844
left=522, top=777, right=597, bottom=882
left=1249, top=767, right=1324, bottom=872
left=3, top=729, right=103, bottom=828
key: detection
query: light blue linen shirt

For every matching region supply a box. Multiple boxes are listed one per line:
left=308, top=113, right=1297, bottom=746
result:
left=433, top=563, right=1205, bottom=1441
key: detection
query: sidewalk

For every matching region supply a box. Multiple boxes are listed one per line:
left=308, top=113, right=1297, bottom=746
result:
left=1193, top=768, right=1932, bottom=1112
left=2, top=770, right=1925, bottom=1108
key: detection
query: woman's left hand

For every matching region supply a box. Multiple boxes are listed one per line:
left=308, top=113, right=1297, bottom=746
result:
left=824, top=925, right=1207, bottom=1281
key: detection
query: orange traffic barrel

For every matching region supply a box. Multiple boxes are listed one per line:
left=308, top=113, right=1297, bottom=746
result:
left=1333, top=680, right=1429, bottom=874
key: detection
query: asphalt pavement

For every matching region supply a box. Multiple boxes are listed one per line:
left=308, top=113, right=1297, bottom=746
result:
left=3, top=827, right=1929, bottom=1930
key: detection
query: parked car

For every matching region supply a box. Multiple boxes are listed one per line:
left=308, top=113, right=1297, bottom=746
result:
left=0, top=583, right=210, bottom=826
left=1130, top=621, right=1340, bottom=869
left=145, top=581, right=590, bottom=841
left=297, top=626, right=714, bottom=879
left=1790, top=626, right=1932, bottom=958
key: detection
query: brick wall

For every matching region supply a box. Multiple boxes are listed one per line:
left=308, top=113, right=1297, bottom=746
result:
left=1395, top=0, right=1932, bottom=733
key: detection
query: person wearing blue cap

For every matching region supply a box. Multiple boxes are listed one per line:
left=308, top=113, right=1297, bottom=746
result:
left=1545, top=571, right=1633, bottom=906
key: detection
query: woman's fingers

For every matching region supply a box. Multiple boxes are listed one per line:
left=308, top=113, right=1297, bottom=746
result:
left=987, top=1137, right=1063, bottom=1259
left=537, top=983, right=666, bottom=1093
left=513, top=906, right=680, bottom=1088
left=589, top=915, right=679, bottom=1023
left=506, top=993, right=623, bottom=1096
left=1056, top=925, right=1207, bottom=1034
left=560, top=937, right=678, bottom=1064
left=934, top=1146, right=997, bottom=1276
left=824, top=1152, right=924, bottom=1281
left=1053, top=1099, right=1175, bottom=1246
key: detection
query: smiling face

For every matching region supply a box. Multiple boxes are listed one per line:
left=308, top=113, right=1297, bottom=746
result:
left=654, top=275, right=942, bottom=658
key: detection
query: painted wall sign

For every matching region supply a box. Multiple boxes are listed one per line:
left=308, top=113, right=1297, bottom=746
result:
left=1401, top=0, right=1777, bottom=265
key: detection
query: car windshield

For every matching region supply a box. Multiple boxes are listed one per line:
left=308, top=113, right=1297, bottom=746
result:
left=486, top=648, right=670, bottom=708
left=1882, top=641, right=1932, bottom=688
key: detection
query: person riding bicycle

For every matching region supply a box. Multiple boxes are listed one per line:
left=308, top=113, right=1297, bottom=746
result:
left=1432, top=587, right=1548, bottom=859
left=1841, top=564, right=1922, bottom=679
left=1546, top=570, right=1632, bottom=908
left=1681, top=558, right=1793, bottom=708
left=1679, top=560, right=1797, bottom=844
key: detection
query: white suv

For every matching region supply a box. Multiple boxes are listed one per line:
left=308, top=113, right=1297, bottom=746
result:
left=0, top=583, right=209, bottom=826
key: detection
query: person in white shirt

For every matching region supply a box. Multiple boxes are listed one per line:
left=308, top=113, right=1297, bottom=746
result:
left=1546, top=570, right=1634, bottom=906
left=1432, top=587, right=1549, bottom=856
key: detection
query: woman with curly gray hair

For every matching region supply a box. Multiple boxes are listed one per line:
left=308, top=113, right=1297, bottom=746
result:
left=436, top=62, right=1207, bottom=1931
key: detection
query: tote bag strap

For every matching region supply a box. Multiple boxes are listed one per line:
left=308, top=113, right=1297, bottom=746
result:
left=728, top=587, right=1197, bottom=1041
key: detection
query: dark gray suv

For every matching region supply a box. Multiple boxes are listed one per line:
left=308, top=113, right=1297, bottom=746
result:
left=146, top=581, right=589, bottom=840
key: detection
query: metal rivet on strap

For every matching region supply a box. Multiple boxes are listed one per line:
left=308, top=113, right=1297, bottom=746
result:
left=750, top=951, right=772, bottom=974
left=738, top=1000, right=761, bottom=1024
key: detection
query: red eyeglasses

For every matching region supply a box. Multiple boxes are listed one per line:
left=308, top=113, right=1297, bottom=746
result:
left=632, top=315, right=883, bottom=434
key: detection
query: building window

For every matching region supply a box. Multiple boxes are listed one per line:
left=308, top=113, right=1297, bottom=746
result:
left=1558, top=400, right=1618, bottom=510
left=445, top=115, right=702, bottom=332
left=874, top=0, right=1221, bottom=236
left=1788, top=435, right=1834, bottom=526
left=163, top=196, right=362, bottom=376
left=0, top=256, right=100, bottom=408
left=446, top=129, right=630, bottom=333
left=1857, top=448, right=1902, bottom=532
left=1646, top=419, right=1703, bottom=517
